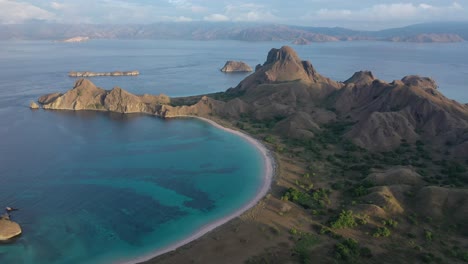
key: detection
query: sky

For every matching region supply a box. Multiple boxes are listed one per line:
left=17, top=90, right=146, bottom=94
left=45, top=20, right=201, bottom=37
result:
left=0, top=0, right=467, bottom=29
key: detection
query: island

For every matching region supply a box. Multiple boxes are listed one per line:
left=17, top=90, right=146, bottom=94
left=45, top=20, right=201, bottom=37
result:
left=35, top=46, right=468, bottom=264
left=0, top=214, right=22, bottom=241
left=220, top=61, right=252, bottom=72
left=68, top=71, right=139, bottom=77
left=388, top=33, right=464, bottom=43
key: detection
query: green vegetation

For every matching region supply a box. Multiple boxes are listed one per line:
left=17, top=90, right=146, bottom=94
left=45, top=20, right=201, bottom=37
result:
left=282, top=187, right=330, bottom=209
left=382, top=219, right=398, bottom=228
left=263, top=135, right=276, bottom=144
left=445, top=246, right=468, bottom=262
left=330, top=210, right=357, bottom=229
left=293, top=233, right=320, bottom=264
left=351, top=185, right=370, bottom=197
left=373, top=227, right=391, bottom=238
left=235, top=115, right=468, bottom=263
left=424, top=230, right=433, bottom=241
left=334, top=238, right=372, bottom=263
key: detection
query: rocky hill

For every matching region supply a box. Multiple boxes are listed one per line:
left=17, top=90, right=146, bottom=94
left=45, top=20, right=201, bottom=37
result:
left=220, top=61, right=252, bottom=72
left=38, top=46, right=468, bottom=157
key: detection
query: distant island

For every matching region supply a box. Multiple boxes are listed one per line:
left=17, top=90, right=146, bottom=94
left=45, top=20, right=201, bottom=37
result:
left=58, top=36, right=90, bottom=43
left=35, top=46, right=468, bottom=264
left=68, top=71, right=139, bottom=77
left=2, top=22, right=467, bottom=43
left=220, top=61, right=252, bottom=72
left=388, top=33, right=464, bottom=43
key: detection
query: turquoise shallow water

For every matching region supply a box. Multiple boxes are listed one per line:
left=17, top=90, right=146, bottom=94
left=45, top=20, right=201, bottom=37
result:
left=0, top=39, right=467, bottom=263
left=0, top=110, right=263, bottom=263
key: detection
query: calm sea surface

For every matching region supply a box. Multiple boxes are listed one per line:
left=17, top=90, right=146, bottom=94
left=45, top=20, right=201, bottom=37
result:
left=0, top=40, right=467, bottom=263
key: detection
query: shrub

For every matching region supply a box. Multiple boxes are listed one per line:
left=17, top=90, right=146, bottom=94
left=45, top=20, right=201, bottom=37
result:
left=330, top=210, right=357, bottom=229
left=264, top=135, right=276, bottom=144
left=289, top=227, right=298, bottom=235
left=334, top=238, right=371, bottom=262
left=424, top=230, right=433, bottom=241
left=383, top=219, right=398, bottom=228
left=373, top=227, right=391, bottom=238
left=352, top=185, right=369, bottom=197
left=283, top=188, right=314, bottom=209
left=294, top=233, right=320, bottom=264
left=357, top=215, right=369, bottom=225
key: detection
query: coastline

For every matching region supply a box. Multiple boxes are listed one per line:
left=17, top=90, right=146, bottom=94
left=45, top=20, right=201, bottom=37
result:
left=118, top=115, right=276, bottom=264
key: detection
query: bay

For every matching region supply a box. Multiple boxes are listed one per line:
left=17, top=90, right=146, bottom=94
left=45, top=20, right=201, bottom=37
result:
left=0, top=39, right=466, bottom=263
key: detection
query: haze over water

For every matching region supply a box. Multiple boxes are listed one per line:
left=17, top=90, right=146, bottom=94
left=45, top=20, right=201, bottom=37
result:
left=0, top=40, right=467, bottom=263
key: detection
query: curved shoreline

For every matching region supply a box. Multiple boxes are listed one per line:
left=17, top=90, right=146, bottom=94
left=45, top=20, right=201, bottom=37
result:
left=118, top=115, right=275, bottom=264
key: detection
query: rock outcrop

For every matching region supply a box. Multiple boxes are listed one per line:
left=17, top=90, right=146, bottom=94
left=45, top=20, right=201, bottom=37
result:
left=29, top=101, right=39, bottom=109
left=0, top=216, right=22, bottom=241
left=220, top=61, right=253, bottom=72
left=69, top=71, right=139, bottom=77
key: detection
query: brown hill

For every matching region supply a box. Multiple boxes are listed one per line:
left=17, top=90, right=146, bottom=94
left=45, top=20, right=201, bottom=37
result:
left=334, top=74, right=468, bottom=152
left=220, top=61, right=252, bottom=72
left=39, top=79, right=170, bottom=114
left=37, top=46, right=468, bottom=157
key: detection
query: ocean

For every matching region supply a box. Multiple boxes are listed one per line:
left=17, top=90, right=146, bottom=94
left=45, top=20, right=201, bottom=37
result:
left=0, top=40, right=467, bottom=264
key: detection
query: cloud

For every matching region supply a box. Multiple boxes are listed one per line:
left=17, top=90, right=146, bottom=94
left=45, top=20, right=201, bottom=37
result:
left=224, top=3, right=278, bottom=22
left=201, top=3, right=279, bottom=22
left=50, top=1, right=65, bottom=10
left=303, top=2, right=466, bottom=28
left=0, top=0, right=466, bottom=28
left=203, top=14, right=229, bottom=22
left=0, top=0, right=55, bottom=23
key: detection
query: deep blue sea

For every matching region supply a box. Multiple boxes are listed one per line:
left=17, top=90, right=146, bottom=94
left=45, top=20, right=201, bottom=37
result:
left=0, top=40, right=467, bottom=264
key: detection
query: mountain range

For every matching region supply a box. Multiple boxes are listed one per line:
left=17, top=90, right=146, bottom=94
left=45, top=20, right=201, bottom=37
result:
left=2, top=21, right=467, bottom=43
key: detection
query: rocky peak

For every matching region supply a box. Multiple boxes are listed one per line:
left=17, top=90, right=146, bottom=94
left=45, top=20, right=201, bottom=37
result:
left=264, top=46, right=301, bottom=65
left=401, top=75, right=438, bottom=90
left=261, top=46, right=318, bottom=82
left=344, top=71, right=376, bottom=87
left=228, top=46, right=341, bottom=95
left=73, top=78, right=97, bottom=90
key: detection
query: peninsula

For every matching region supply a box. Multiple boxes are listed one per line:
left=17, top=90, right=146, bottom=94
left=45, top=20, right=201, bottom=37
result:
left=68, top=71, right=139, bottom=77
left=36, top=46, right=468, bottom=264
